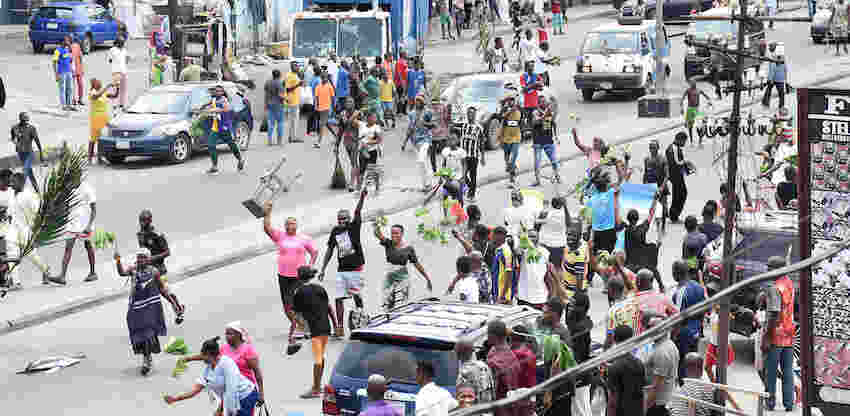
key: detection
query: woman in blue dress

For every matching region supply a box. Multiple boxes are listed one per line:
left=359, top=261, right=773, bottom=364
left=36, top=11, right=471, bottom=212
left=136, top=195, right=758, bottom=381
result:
left=116, top=248, right=167, bottom=376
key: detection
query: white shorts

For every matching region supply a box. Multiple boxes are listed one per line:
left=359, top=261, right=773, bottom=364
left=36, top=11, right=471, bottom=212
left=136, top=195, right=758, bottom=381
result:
left=336, top=271, right=364, bottom=298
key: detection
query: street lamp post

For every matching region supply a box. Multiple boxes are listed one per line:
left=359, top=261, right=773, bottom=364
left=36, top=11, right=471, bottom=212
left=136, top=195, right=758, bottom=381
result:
left=682, top=4, right=811, bottom=407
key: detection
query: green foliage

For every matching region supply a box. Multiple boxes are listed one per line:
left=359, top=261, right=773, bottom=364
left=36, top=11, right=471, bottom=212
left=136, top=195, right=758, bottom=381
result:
left=93, top=229, right=116, bottom=250
left=415, top=207, right=429, bottom=218
left=165, top=337, right=189, bottom=355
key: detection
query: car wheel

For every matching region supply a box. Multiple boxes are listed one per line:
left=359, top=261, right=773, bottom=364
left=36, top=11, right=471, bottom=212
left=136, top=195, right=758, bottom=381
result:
left=582, top=88, right=594, bottom=102
left=81, top=34, right=92, bottom=55
left=107, top=155, right=126, bottom=164
left=31, top=41, right=43, bottom=54
left=168, top=133, right=192, bottom=164
left=486, top=118, right=501, bottom=150
left=235, top=121, right=251, bottom=150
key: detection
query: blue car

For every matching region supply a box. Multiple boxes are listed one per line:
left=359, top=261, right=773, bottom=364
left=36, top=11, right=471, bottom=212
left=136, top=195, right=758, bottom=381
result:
left=99, top=82, right=254, bottom=165
left=28, top=2, right=126, bottom=54
left=322, top=300, right=548, bottom=416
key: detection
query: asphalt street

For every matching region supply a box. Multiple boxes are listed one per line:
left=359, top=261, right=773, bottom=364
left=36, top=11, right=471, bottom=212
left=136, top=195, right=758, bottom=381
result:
left=0, top=160, right=783, bottom=416
left=0, top=6, right=816, bottom=290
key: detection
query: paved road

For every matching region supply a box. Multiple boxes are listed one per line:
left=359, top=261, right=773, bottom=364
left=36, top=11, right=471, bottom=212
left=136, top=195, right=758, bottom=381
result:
left=0, top=153, right=787, bottom=415
left=0, top=6, right=817, bottom=290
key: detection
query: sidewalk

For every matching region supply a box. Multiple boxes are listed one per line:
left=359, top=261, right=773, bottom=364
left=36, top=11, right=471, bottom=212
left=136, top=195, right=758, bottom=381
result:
left=426, top=2, right=616, bottom=48
left=1, top=18, right=846, bottom=336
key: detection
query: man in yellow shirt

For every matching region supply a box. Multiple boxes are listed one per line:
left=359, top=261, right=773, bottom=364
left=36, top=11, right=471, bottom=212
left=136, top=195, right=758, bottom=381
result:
left=499, top=96, right=522, bottom=185
left=561, top=225, right=588, bottom=299
left=284, top=61, right=303, bottom=143
left=379, top=71, right=396, bottom=129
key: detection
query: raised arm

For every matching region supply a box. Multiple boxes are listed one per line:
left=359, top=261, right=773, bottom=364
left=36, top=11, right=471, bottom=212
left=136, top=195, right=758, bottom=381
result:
left=572, top=128, right=590, bottom=154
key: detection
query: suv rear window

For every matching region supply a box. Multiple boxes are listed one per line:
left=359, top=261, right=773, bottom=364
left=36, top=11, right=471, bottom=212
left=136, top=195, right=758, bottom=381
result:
left=335, top=341, right=459, bottom=386
left=37, top=7, right=74, bottom=19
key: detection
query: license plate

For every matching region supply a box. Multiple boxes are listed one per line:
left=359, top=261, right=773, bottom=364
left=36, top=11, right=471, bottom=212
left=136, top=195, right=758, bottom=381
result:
left=46, top=23, right=58, bottom=29
left=116, top=141, right=130, bottom=150
left=600, top=82, right=613, bottom=90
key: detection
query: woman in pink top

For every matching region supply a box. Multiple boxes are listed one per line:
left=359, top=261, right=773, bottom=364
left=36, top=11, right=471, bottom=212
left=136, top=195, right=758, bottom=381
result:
left=572, top=127, right=607, bottom=169
left=263, top=201, right=318, bottom=338
left=183, top=322, right=265, bottom=414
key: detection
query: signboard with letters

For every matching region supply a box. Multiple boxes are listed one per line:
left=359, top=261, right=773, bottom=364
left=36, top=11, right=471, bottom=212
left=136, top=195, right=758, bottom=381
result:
left=799, top=88, right=850, bottom=416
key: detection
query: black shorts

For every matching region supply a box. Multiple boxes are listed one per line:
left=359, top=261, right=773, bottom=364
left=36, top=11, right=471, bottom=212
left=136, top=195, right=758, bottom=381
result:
left=278, top=275, right=302, bottom=307
left=543, top=244, right=564, bottom=268
left=592, top=228, right=617, bottom=255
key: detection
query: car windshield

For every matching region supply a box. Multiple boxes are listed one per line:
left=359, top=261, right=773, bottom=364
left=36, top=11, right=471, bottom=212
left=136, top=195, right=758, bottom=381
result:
left=335, top=341, right=459, bottom=386
left=37, top=7, right=74, bottom=19
left=457, top=80, right=507, bottom=103
left=339, top=17, right=383, bottom=57
left=126, top=92, right=189, bottom=114
left=582, top=32, right=638, bottom=54
left=692, top=20, right=736, bottom=36
left=292, top=18, right=337, bottom=58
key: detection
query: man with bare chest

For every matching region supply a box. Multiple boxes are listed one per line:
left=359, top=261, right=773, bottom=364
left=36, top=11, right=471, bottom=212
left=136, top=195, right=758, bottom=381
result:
left=680, top=80, right=712, bottom=147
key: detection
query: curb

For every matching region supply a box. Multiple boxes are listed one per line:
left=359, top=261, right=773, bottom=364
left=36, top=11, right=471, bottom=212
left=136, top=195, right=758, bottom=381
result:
left=0, top=52, right=844, bottom=338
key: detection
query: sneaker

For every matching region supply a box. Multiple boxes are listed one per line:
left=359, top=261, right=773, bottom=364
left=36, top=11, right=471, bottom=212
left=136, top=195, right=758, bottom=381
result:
left=334, top=326, right=345, bottom=338
left=237, top=158, right=245, bottom=172
left=42, top=269, right=51, bottom=285
left=206, top=167, right=220, bottom=175
left=299, top=389, right=321, bottom=399
left=47, top=275, right=67, bottom=285
left=84, top=273, right=98, bottom=282
left=5, top=281, right=23, bottom=291
left=313, top=143, right=320, bottom=149
left=175, top=308, right=185, bottom=325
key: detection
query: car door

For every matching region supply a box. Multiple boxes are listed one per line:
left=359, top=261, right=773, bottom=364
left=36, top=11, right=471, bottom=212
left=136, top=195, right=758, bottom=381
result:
left=87, top=5, right=105, bottom=43
left=189, top=88, right=213, bottom=148
left=100, top=7, right=119, bottom=41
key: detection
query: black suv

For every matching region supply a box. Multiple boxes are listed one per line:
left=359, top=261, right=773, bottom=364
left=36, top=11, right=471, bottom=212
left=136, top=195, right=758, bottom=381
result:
left=683, top=7, right=765, bottom=82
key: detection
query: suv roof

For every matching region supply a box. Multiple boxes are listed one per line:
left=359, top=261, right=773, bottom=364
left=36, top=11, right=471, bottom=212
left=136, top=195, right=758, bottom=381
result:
left=149, top=81, right=241, bottom=93
left=351, top=301, right=538, bottom=345
left=592, top=21, right=656, bottom=33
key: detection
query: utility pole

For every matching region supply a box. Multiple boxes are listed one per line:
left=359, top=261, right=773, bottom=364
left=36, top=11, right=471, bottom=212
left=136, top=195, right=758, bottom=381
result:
left=655, top=0, right=665, bottom=95
left=682, top=4, right=812, bottom=407
left=168, top=0, right=180, bottom=74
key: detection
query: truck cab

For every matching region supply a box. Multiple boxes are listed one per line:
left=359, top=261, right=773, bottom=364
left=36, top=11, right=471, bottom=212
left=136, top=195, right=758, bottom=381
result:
left=289, top=10, right=390, bottom=65
left=683, top=7, right=765, bottom=81
left=574, top=20, right=671, bottom=102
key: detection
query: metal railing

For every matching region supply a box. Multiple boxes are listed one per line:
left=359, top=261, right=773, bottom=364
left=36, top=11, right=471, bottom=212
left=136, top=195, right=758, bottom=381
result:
left=672, top=378, right=770, bottom=416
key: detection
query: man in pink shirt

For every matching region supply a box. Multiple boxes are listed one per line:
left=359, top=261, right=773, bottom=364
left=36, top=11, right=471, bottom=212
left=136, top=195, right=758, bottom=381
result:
left=264, top=201, right=318, bottom=338
left=70, top=35, right=84, bottom=106
left=634, top=269, right=678, bottom=335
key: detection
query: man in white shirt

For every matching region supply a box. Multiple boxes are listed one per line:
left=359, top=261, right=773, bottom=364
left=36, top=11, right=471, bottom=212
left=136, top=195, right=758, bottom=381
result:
left=538, top=196, right=568, bottom=272
left=517, top=230, right=550, bottom=308
left=504, top=189, right=537, bottom=238
left=47, top=180, right=98, bottom=285
left=518, top=30, right=538, bottom=69
left=441, top=136, right=468, bottom=181
left=4, top=172, right=50, bottom=288
left=108, top=37, right=129, bottom=109
left=416, top=361, right=458, bottom=416
left=454, top=257, right=480, bottom=303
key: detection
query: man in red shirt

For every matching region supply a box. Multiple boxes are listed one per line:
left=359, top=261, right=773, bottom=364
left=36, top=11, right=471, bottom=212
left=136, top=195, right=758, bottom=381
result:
left=763, top=256, right=795, bottom=411
left=634, top=269, right=678, bottom=335
left=487, top=320, right=523, bottom=416
left=520, top=62, right=543, bottom=130
left=511, top=325, right=537, bottom=416
left=394, top=51, right=409, bottom=115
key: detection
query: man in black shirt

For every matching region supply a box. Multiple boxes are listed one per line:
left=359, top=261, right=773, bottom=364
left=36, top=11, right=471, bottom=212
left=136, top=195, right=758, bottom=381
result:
left=531, top=96, right=560, bottom=187
left=137, top=209, right=184, bottom=324
left=319, top=189, right=368, bottom=338
left=698, top=203, right=723, bottom=243
left=459, top=106, right=486, bottom=202
left=607, top=325, right=647, bottom=416
left=10, top=112, right=44, bottom=193
left=643, top=139, right=667, bottom=231
left=293, top=266, right=336, bottom=399
left=567, top=291, right=594, bottom=416
left=666, top=132, right=688, bottom=223
left=775, top=166, right=797, bottom=209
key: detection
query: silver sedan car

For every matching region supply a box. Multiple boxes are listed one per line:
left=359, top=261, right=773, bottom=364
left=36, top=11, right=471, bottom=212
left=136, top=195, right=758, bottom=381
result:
left=441, top=72, right=559, bottom=150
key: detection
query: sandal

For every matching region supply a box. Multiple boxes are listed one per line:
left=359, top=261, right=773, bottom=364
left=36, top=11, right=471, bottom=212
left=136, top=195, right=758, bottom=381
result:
left=299, top=389, right=321, bottom=399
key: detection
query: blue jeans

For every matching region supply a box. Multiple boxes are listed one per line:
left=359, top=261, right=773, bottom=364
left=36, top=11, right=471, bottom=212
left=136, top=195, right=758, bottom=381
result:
left=765, top=346, right=794, bottom=410
left=809, top=0, right=815, bottom=17
left=502, top=142, right=519, bottom=173
left=533, top=143, right=558, bottom=173
left=237, top=389, right=259, bottom=416
left=267, top=103, right=285, bottom=144
left=58, top=72, right=73, bottom=107
left=17, top=151, right=37, bottom=190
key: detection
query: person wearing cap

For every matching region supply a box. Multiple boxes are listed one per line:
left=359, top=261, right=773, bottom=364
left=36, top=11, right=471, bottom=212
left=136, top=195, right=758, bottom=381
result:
left=498, top=95, right=522, bottom=185
left=164, top=337, right=259, bottom=413
left=116, top=247, right=168, bottom=375
left=762, top=256, right=795, bottom=411
left=10, top=111, right=44, bottom=193
left=642, top=312, right=679, bottom=416
left=182, top=322, right=266, bottom=406
left=666, top=132, right=689, bottom=223
left=361, top=374, right=402, bottom=416
left=762, top=54, right=789, bottom=109
left=485, top=320, right=522, bottom=416
left=416, top=360, right=458, bottom=416
left=671, top=259, right=706, bottom=385
left=455, top=337, right=496, bottom=410
left=606, top=325, right=647, bottom=416
left=406, top=95, right=436, bottom=191
left=643, top=138, right=668, bottom=229
left=459, top=106, right=486, bottom=201
left=179, top=57, right=203, bottom=81
left=138, top=209, right=184, bottom=324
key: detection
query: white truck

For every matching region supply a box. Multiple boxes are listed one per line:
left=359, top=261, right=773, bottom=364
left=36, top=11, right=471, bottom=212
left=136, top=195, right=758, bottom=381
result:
left=288, top=9, right=390, bottom=65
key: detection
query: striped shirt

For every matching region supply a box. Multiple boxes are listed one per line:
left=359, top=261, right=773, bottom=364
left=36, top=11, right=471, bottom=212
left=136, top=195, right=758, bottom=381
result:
left=562, top=244, right=587, bottom=290
left=460, top=122, right=485, bottom=159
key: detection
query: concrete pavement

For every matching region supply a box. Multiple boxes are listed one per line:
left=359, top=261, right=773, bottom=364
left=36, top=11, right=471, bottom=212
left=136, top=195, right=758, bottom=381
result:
left=0, top=135, right=789, bottom=415
left=0, top=5, right=839, bottom=335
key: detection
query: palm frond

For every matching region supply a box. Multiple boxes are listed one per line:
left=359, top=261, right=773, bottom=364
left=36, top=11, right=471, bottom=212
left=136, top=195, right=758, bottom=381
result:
left=16, top=144, right=87, bottom=263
